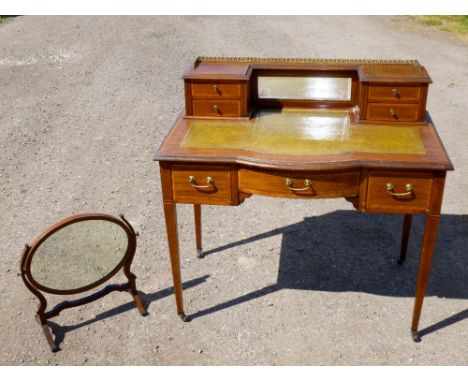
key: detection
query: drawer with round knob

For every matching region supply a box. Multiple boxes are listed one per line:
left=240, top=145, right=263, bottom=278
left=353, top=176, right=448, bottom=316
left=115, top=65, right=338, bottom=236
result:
left=368, top=85, right=421, bottom=103
left=366, top=103, right=420, bottom=122
left=191, top=82, right=242, bottom=99
left=192, top=100, right=242, bottom=117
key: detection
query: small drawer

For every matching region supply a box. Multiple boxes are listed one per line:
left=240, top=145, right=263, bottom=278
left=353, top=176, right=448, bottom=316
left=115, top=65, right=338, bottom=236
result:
left=368, top=85, right=421, bottom=103
left=192, top=100, right=242, bottom=117
left=191, top=82, right=241, bottom=99
left=238, top=168, right=360, bottom=198
left=366, top=103, right=420, bottom=122
left=366, top=171, right=433, bottom=213
left=171, top=165, right=233, bottom=205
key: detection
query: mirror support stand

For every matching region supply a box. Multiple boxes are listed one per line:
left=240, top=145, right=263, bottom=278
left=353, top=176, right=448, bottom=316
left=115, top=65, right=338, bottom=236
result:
left=20, top=214, right=148, bottom=352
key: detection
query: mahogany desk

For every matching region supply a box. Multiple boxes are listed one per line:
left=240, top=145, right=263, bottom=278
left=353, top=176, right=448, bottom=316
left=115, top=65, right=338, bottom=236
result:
left=154, top=58, right=453, bottom=341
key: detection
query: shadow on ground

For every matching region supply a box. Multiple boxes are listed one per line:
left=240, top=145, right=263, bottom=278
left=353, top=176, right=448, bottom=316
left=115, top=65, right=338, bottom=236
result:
left=46, top=275, right=209, bottom=351
left=190, top=211, right=468, bottom=339
left=43, top=211, right=468, bottom=348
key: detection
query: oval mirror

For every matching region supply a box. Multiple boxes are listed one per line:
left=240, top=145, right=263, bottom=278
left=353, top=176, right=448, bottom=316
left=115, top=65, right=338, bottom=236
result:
left=28, top=217, right=131, bottom=293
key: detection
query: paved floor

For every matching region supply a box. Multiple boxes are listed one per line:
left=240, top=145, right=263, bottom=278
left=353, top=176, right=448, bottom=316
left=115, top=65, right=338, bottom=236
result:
left=0, top=16, right=467, bottom=365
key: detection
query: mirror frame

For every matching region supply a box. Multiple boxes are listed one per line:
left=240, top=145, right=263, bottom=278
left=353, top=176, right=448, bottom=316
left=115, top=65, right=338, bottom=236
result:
left=22, top=213, right=135, bottom=295
left=251, top=69, right=359, bottom=109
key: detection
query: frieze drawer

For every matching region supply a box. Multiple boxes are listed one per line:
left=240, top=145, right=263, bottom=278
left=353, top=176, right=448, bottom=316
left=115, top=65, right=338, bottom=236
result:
left=366, top=171, right=433, bottom=213
left=171, top=165, right=234, bottom=205
left=239, top=168, right=360, bottom=198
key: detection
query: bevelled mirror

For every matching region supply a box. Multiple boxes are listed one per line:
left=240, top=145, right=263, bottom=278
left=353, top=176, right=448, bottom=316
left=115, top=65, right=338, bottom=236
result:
left=258, top=76, right=353, bottom=101
left=20, top=213, right=147, bottom=352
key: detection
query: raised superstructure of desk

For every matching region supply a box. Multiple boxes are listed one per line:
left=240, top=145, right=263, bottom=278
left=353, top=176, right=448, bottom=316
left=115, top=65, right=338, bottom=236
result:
left=155, top=57, right=453, bottom=341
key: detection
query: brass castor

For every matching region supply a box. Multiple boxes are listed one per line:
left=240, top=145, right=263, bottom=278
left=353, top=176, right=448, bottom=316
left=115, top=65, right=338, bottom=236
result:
left=179, top=313, right=191, bottom=322
left=411, top=331, right=421, bottom=342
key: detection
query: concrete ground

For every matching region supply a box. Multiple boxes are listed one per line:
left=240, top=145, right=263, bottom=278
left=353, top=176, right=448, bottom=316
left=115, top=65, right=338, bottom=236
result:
left=0, top=16, right=467, bottom=365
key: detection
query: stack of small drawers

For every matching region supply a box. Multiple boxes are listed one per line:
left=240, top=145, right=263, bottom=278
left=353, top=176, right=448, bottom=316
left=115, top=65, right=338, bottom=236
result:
left=359, top=64, right=431, bottom=123
left=183, top=63, right=251, bottom=118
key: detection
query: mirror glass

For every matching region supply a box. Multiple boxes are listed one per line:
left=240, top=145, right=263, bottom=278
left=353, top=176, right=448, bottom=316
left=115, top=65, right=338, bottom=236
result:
left=258, top=76, right=352, bottom=101
left=30, top=220, right=128, bottom=291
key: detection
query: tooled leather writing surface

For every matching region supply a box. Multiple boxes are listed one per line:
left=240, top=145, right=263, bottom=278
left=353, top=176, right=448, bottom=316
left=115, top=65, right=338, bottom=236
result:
left=181, top=109, right=426, bottom=156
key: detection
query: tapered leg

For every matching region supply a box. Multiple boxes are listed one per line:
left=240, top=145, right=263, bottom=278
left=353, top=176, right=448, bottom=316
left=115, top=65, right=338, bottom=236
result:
left=194, top=204, right=203, bottom=258
left=163, top=202, right=190, bottom=322
left=398, top=214, right=413, bottom=265
left=411, top=214, right=440, bottom=342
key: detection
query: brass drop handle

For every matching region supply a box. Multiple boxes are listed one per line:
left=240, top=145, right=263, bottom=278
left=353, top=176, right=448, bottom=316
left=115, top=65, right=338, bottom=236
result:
left=285, top=178, right=312, bottom=191
left=212, top=85, right=220, bottom=94
left=212, top=104, right=220, bottom=113
left=386, top=183, right=413, bottom=197
left=390, top=108, right=397, bottom=119
left=391, top=88, right=400, bottom=98
left=188, top=176, right=214, bottom=189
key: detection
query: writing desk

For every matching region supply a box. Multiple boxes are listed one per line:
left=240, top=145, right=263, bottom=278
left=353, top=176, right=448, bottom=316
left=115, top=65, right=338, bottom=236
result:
left=155, top=58, right=453, bottom=341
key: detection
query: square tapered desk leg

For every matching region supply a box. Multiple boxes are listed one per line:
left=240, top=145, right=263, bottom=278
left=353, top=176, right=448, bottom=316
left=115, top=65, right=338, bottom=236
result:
left=194, top=204, right=203, bottom=258
left=410, top=171, right=446, bottom=342
left=411, top=213, right=440, bottom=342
left=163, top=202, right=190, bottom=322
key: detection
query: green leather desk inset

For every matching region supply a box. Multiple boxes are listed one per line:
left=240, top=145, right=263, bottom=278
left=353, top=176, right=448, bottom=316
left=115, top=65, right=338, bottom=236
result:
left=181, top=109, right=426, bottom=156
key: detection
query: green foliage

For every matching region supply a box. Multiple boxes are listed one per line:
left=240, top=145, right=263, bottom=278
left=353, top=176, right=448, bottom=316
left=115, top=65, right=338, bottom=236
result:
left=0, top=16, right=15, bottom=24
left=421, top=15, right=468, bottom=35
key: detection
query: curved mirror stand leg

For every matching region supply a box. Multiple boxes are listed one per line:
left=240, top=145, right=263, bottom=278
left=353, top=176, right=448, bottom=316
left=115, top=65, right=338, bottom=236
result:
left=21, top=245, right=58, bottom=352
left=39, top=320, right=57, bottom=352
left=123, top=267, right=148, bottom=316
left=120, top=214, right=148, bottom=316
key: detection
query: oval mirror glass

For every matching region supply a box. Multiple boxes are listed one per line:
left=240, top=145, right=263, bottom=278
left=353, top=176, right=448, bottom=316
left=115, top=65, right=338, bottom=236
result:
left=29, top=219, right=129, bottom=292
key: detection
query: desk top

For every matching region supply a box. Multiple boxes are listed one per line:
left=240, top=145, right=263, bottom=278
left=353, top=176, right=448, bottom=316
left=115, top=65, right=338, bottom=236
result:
left=155, top=109, right=453, bottom=171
